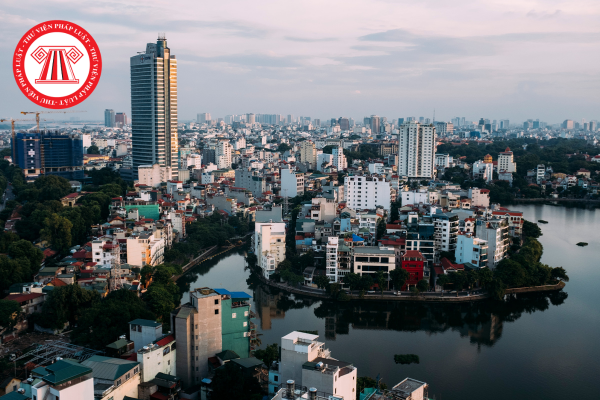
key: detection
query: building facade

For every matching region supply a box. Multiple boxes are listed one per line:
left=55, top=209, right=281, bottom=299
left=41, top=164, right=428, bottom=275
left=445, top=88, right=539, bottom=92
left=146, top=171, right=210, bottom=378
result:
left=398, top=122, right=436, bottom=178
left=344, top=175, right=392, bottom=211
left=130, top=36, right=178, bottom=179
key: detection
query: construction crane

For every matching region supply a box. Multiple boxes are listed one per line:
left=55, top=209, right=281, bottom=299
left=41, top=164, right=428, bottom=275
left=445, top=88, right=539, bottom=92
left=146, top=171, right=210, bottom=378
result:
left=0, top=118, right=38, bottom=157
left=21, top=110, right=86, bottom=131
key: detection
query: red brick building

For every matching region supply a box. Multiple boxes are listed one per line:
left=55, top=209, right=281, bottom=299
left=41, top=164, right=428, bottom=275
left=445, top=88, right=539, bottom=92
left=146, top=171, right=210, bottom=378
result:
left=401, top=250, right=425, bottom=290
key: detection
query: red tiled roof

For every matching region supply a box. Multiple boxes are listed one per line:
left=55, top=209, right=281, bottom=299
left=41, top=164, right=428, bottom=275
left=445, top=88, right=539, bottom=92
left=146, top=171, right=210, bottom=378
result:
left=156, top=334, right=175, bottom=347
left=49, top=278, right=67, bottom=287
left=5, top=293, right=44, bottom=302
left=403, top=250, right=424, bottom=259
left=63, top=193, right=80, bottom=199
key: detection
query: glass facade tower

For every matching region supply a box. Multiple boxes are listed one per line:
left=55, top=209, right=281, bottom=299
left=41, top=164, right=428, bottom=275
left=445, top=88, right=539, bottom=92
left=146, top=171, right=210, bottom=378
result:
left=130, top=36, right=178, bottom=179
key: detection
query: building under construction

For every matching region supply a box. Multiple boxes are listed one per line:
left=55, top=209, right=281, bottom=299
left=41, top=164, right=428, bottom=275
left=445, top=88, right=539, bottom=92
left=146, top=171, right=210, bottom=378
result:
left=12, top=131, right=84, bottom=181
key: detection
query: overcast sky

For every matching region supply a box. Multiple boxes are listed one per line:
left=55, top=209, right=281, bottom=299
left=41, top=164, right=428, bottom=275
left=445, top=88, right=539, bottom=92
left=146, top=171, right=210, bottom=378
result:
left=2, top=0, right=599, bottom=124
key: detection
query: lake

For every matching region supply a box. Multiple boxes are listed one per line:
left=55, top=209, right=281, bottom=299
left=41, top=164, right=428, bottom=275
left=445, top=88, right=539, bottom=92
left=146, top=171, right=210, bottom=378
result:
left=177, top=204, right=600, bottom=400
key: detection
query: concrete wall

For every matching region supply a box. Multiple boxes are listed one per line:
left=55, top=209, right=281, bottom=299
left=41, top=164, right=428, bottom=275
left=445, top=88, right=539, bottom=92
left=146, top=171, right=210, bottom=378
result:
left=138, top=342, right=176, bottom=382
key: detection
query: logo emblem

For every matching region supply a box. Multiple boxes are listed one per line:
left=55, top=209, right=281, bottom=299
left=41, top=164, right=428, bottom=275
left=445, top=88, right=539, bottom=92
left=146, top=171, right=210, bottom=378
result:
left=13, top=20, right=102, bottom=109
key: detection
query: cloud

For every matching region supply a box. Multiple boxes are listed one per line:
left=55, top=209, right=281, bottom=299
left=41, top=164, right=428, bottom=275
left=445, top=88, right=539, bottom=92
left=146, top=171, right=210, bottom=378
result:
left=285, top=36, right=337, bottom=42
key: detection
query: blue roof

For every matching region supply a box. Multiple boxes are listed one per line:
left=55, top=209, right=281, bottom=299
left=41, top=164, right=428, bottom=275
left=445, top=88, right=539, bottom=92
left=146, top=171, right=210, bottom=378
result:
left=352, top=234, right=365, bottom=242
left=213, top=288, right=252, bottom=299
left=213, top=288, right=230, bottom=295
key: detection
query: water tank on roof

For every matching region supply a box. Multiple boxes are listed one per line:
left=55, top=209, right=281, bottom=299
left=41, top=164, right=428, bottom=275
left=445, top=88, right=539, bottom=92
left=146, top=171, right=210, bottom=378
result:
left=316, top=361, right=324, bottom=369
left=143, top=346, right=149, bottom=351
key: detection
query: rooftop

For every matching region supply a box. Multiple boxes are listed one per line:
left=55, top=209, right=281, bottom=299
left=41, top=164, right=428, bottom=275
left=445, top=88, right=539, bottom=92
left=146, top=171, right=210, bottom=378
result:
left=354, top=246, right=395, bottom=255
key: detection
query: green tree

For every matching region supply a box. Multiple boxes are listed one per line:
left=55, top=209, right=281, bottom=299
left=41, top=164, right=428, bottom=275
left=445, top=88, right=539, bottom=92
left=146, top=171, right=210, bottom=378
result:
left=34, top=285, right=100, bottom=330
left=277, top=143, right=292, bottom=153
left=551, top=267, right=569, bottom=282
left=0, top=300, right=22, bottom=330
left=376, top=218, right=386, bottom=241
left=87, top=145, right=100, bottom=154
left=211, top=362, right=263, bottom=400
left=314, top=275, right=330, bottom=290
left=495, top=259, right=528, bottom=288
left=0, top=257, right=32, bottom=292
left=253, top=343, right=279, bottom=368
left=357, top=377, right=387, bottom=398
left=523, top=220, right=542, bottom=239
left=374, top=271, right=387, bottom=294
left=41, top=213, right=73, bottom=253
left=416, top=279, right=429, bottom=293
left=145, top=284, right=176, bottom=323
left=33, top=175, right=72, bottom=201
left=71, top=289, right=155, bottom=349
left=344, top=273, right=361, bottom=290
left=8, top=239, right=44, bottom=276
left=390, top=268, right=409, bottom=290
left=358, top=275, right=374, bottom=291
left=437, top=274, right=450, bottom=289
left=487, top=278, right=507, bottom=301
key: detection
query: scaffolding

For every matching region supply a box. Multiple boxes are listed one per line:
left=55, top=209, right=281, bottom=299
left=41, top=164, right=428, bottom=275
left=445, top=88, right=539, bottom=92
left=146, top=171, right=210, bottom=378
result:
left=14, top=341, right=103, bottom=368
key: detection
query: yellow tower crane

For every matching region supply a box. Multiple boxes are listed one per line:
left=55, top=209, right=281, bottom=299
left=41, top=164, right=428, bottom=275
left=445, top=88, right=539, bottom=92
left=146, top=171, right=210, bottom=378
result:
left=20, top=110, right=86, bottom=131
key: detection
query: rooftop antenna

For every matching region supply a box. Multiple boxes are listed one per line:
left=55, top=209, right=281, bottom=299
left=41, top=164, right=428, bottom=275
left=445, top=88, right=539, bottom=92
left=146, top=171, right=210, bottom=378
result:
left=433, top=109, right=436, bottom=124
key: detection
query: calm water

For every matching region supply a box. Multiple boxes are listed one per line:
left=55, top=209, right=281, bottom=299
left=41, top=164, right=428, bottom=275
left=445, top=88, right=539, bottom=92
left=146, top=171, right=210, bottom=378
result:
left=177, top=204, right=600, bottom=400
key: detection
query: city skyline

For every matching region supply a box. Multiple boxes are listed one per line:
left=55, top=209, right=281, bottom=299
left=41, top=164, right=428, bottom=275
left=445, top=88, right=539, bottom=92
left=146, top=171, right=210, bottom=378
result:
left=1, top=1, right=599, bottom=123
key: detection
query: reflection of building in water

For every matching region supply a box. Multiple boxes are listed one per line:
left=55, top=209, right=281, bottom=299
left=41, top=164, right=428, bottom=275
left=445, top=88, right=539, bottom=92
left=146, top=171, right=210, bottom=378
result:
left=254, top=286, right=286, bottom=330
left=320, top=302, right=504, bottom=347
left=460, top=314, right=502, bottom=346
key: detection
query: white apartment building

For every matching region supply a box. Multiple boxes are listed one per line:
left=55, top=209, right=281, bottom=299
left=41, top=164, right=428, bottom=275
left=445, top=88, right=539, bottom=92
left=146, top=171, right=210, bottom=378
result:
left=353, top=247, right=395, bottom=278
left=345, top=175, right=392, bottom=211
left=498, top=147, right=517, bottom=173
left=92, top=239, right=117, bottom=266
left=468, top=188, right=490, bottom=208
left=432, top=212, right=459, bottom=253
left=400, top=190, right=430, bottom=206
left=398, top=122, right=436, bottom=178
left=472, top=160, right=493, bottom=183
left=137, top=163, right=173, bottom=187
left=536, top=164, right=545, bottom=184
left=255, top=222, right=286, bottom=278
left=270, top=331, right=356, bottom=400
left=359, top=213, right=379, bottom=236
left=126, top=232, right=165, bottom=267
left=317, top=153, right=332, bottom=172
left=300, top=141, right=317, bottom=169
left=183, top=153, right=202, bottom=169
left=216, top=139, right=233, bottom=169
left=331, top=147, right=347, bottom=170
left=455, top=233, right=488, bottom=268
left=31, top=360, right=94, bottom=400
left=326, top=237, right=339, bottom=283
left=475, top=219, right=509, bottom=269
left=281, top=168, right=305, bottom=198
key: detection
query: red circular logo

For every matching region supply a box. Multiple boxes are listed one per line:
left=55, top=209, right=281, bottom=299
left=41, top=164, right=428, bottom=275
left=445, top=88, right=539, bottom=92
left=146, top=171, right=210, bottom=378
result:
left=12, top=20, right=102, bottom=109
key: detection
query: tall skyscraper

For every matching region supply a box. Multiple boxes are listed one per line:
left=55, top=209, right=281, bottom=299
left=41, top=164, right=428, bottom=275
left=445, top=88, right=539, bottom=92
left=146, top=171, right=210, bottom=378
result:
left=130, top=36, right=178, bottom=179
left=115, top=112, right=128, bottom=127
left=370, top=115, right=380, bottom=134
left=338, top=117, right=350, bottom=131
left=104, top=109, right=115, bottom=127
left=246, top=113, right=255, bottom=124
left=398, top=122, right=436, bottom=178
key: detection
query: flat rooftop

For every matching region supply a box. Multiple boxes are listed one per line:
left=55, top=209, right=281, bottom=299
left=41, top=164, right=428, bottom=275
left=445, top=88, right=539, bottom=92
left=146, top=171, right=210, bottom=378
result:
left=282, top=331, right=319, bottom=342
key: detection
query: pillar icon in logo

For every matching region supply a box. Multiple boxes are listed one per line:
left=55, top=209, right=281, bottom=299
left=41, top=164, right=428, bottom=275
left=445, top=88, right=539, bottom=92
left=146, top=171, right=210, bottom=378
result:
left=31, top=46, right=83, bottom=84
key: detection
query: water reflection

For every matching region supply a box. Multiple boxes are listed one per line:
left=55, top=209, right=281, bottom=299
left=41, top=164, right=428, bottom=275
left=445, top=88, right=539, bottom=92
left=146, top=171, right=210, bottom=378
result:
left=249, top=274, right=568, bottom=348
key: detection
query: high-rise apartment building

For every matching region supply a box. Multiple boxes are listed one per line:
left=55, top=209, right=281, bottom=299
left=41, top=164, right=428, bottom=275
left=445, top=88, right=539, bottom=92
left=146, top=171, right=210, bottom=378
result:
left=197, top=113, right=211, bottom=124
left=115, top=112, right=128, bottom=127
left=130, top=36, right=178, bottom=179
left=331, top=146, right=347, bottom=170
left=562, top=119, right=574, bottom=130
left=398, top=122, right=436, bottom=178
left=104, top=109, right=115, bottom=127
left=370, top=115, right=380, bottom=134
left=300, top=141, right=316, bottom=169
left=338, top=117, right=350, bottom=131
left=246, top=113, right=256, bottom=124
left=172, top=287, right=253, bottom=388
left=498, top=147, right=517, bottom=173
left=216, top=139, right=233, bottom=169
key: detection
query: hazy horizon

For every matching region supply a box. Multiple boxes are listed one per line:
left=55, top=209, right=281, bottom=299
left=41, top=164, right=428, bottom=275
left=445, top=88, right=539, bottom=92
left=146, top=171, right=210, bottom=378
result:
left=2, top=0, right=599, bottom=124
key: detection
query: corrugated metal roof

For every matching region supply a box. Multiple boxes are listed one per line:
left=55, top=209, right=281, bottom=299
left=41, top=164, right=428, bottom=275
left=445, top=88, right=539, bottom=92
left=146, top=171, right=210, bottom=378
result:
left=129, top=319, right=161, bottom=327
left=81, top=356, right=138, bottom=381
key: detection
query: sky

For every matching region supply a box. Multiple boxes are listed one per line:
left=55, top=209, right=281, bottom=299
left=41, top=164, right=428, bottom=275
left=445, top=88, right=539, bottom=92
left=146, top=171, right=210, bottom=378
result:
left=1, top=0, right=600, bottom=124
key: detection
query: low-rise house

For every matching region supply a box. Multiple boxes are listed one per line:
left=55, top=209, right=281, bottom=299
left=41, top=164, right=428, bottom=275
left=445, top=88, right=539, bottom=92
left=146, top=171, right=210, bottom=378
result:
left=80, top=356, right=140, bottom=400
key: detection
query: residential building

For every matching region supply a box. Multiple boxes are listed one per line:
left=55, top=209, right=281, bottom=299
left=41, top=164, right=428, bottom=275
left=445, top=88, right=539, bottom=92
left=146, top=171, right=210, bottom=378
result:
left=130, top=36, right=178, bottom=179
left=197, top=113, right=211, bottom=123
left=183, top=154, right=202, bottom=170
left=136, top=334, right=176, bottom=383
left=281, top=168, right=305, bottom=198
left=353, top=247, right=395, bottom=280
left=472, top=160, right=493, bottom=183
left=536, top=164, right=545, bottom=184
left=370, top=115, right=380, bottom=134
left=345, top=175, right=392, bottom=211
left=80, top=356, right=140, bottom=400
left=468, top=188, right=490, bottom=208
left=216, top=139, right=233, bottom=169
left=270, top=331, right=356, bottom=400
left=475, top=219, right=509, bottom=269
left=498, top=147, right=517, bottom=173
left=254, top=222, right=286, bottom=278
left=129, top=319, right=163, bottom=352
left=331, top=147, right=347, bottom=171
left=31, top=360, right=94, bottom=400
left=400, top=251, right=425, bottom=290
left=126, top=232, right=165, bottom=267
left=491, top=210, right=523, bottom=237
left=235, top=168, right=268, bottom=198
left=435, top=153, right=452, bottom=169
left=432, top=212, right=459, bottom=253
left=359, top=378, right=429, bottom=400
left=398, top=122, right=436, bottom=178
left=104, top=109, right=115, bottom=127
left=171, top=287, right=253, bottom=388
left=325, top=237, right=339, bottom=283
left=455, top=233, right=488, bottom=269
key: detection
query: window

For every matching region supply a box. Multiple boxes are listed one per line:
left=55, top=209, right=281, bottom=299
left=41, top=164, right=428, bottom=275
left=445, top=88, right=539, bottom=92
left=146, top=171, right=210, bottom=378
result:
left=116, top=379, right=121, bottom=387
left=214, top=299, right=219, bottom=305
left=215, top=309, right=219, bottom=315
left=244, top=311, right=249, bottom=317
left=243, top=321, right=247, bottom=327
left=274, top=376, right=278, bottom=382
left=232, top=313, right=236, bottom=318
